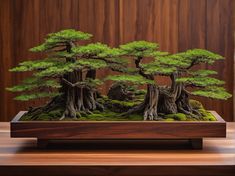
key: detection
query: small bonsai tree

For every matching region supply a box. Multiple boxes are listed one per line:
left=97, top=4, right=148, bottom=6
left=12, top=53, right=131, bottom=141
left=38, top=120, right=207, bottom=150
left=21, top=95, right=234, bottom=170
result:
left=7, top=29, right=124, bottom=120
left=107, top=42, right=232, bottom=120
left=171, top=49, right=231, bottom=115
left=107, top=41, right=173, bottom=120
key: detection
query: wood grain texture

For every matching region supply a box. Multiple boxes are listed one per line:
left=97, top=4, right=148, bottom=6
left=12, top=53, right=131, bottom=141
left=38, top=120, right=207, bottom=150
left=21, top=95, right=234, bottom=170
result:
left=10, top=111, right=226, bottom=139
left=1, top=122, right=235, bottom=176
left=0, top=0, right=234, bottom=121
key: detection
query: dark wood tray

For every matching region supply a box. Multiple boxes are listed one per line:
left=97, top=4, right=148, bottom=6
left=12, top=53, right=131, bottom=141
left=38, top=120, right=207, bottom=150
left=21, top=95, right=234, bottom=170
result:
left=10, top=111, right=226, bottom=149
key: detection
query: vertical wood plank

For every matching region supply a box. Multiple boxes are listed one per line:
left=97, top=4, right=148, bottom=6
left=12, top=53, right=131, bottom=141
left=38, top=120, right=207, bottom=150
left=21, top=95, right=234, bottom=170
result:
left=178, top=0, right=206, bottom=50
left=119, top=0, right=179, bottom=85
left=12, top=0, right=41, bottom=116
left=78, top=0, right=119, bottom=93
left=119, top=0, right=178, bottom=53
left=0, top=0, right=14, bottom=121
left=178, top=0, right=208, bottom=118
left=206, top=0, right=234, bottom=121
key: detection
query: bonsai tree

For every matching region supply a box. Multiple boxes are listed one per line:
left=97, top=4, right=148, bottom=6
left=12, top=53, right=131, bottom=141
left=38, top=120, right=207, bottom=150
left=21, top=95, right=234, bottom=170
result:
left=7, top=29, right=124, bottom=120
left=107, top=41, right=172, bottom=120
left=107, top=42, right=232, bottom=120
left=171, top=49, right=232, bottom=115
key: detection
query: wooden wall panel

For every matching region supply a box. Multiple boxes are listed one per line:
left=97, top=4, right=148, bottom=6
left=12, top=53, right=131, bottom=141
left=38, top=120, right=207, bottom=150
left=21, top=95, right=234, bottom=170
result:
left=0, top=0, right=234, bottom=121
left=206, top=0, right=234, bottom=121
left=178, top=0, right=207, bottom=116
left=0, top=0, right=14, bottom=122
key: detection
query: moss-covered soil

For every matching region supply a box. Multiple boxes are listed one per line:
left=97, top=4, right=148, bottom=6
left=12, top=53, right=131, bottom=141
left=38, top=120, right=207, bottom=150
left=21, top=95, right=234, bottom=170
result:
left=20, top=97, right=217, bottom=121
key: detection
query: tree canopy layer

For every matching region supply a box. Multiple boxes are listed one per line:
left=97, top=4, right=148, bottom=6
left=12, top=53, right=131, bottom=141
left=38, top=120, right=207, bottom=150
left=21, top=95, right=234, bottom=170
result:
left=7, top=29, right=232, bottom=121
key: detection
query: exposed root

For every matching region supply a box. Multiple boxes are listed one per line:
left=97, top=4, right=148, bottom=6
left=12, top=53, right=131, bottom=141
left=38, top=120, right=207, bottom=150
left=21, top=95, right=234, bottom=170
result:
left=143, top=85, right=159, bottom=121
left=120, top=102, right=145, bottom=117
left=28, top=96, right=65, bottom=120
left=95, top=102, right=104, bottom=111
left=121, top=84, right=159, bottom=121
left=143, top=106, right=158, bottom=121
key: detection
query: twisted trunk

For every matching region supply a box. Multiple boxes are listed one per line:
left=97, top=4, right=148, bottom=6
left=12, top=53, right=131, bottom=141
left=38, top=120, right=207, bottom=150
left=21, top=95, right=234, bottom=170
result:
left=171, top=73, right=201, bottom=118
left=157, top=89, right=177, bottom=114
left=121, top=84, right=159, bottom=120
left=84, top=69, right=104, bottom=111
left=62, top=70, right=84, bottom=119
left=157, top=73, right=178, bottom=114
left=143, top=84, right=159, bottom=120
left=121, top=57, right=160, bottom=120
left=27, top=42, right=103, bottom=120
left=60, top=44, right=103, bottom=119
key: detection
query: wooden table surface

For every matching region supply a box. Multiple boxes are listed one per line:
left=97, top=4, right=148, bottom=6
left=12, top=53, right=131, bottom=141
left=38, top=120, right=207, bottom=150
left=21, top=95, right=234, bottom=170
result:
left=0, top=122, right=235, bottom=176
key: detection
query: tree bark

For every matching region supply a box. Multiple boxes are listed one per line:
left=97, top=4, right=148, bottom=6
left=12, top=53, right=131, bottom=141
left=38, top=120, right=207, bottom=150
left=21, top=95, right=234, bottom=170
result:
left=62, top=70, right=83, bottom=119
left=170, top=72, right=192, bottom=114
left=84, top=69, right=104, bottom=111
left=121, top=84, right=159, bottom=120
left=171, top=73, right=201, bottom=117
left=157, top=89, right=177, bottom=114
left=143, top=84, right=159, bottom=120
left=121, top=57, right=160, bottom=120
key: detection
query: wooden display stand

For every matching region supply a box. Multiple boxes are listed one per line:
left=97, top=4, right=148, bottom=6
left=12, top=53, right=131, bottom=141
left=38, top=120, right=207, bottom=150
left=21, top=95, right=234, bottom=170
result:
left=11, top=111, right=226, bottom=149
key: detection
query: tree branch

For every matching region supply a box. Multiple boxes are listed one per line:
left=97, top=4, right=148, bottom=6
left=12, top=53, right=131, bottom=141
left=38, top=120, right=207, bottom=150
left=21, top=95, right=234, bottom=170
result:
left=135, top=56, right=153, bottom=79
left=62, top=78, right=85, bottom=88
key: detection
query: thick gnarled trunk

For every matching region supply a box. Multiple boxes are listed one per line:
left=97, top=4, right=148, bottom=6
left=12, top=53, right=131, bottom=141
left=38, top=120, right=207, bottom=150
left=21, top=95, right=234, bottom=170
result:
left=157, top=89, right=177, bottom=114
left=143, top=84, right=159, bottom=120
left=60, top=69, right=103, bottom=119
left=122, top=84, right=159, bottom=120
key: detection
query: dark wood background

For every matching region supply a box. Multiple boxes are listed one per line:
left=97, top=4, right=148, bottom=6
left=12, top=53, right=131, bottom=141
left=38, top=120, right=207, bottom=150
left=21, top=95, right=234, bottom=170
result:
left=0, top=0, right=234, bottom=122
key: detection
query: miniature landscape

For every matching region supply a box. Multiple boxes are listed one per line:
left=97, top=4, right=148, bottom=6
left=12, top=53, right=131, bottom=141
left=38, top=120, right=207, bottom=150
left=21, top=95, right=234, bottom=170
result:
left=7, top=29, right=232, bottom=122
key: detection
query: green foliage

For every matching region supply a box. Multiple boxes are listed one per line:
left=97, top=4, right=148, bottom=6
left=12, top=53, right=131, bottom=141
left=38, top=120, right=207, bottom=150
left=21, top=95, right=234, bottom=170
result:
left=120, top=41, right=159, bottom=57
left=176, top=77, right=224, bottom=87
left=72, top=43, right=123, bottom=58
left=30, top=29, right=92, bottom=52
left=9, top=59, right=59, bottom=72
left=6, top=79, right=61, bottom=92
left=141, top=61, right=177, bottom=75
left=8, top=28, right=231, bottom=107
left=14, top=92, right=62, bottom=101
left=191, top=86, right=232, bottom=100
left=151, top=51, right=169, bottom=57
left=77, top=59, right=107, bottom=69
left=34, top=61, right=81, bottom=77
left=188, top=69, right=217, bottom=77
left=106, top=74, right=155, bottom=85
left=177, top=49, right=224, bottom=66
left=155, top=54, right=192, bottom=68
left=80, top=78, right=104, bottom=88
left=51, top=51, right=75, bottom=58
left=72, top=43, right=129, bottom=72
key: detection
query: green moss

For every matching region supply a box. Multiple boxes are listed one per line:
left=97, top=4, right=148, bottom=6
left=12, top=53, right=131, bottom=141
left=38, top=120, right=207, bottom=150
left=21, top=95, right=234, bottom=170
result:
left=110, top=99, right=137, bottom=107
left=20, top=99, right=217, bottom=122
left=165, top=113, right=187, bottom=121
left=72, top=110, right=142, bottom=121
left=20, top=114, right=33, bottom=121
left=198, top=109, right=216, bottom=121
left=37, top=113, right=52, bottom=121
left=189, top=99, right=203, bottom=109
left=126, top=114, right=143, bottom=121
left=48, top=109, right=64, bottom=118
left=165, top=118, right=175, bottom=121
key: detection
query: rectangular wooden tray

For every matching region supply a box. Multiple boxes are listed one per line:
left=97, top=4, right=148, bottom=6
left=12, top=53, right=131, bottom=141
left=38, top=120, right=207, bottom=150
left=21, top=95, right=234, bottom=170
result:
left=10, top=111, right=226, bottom=149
